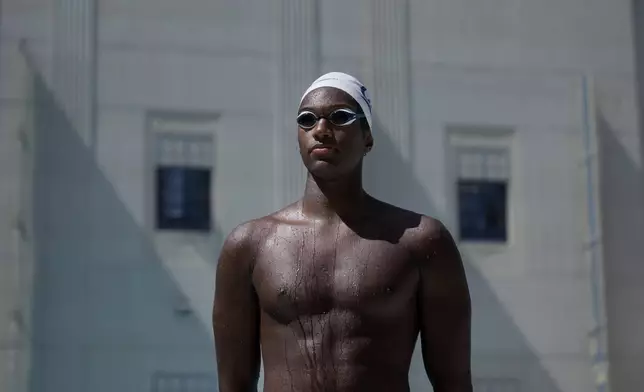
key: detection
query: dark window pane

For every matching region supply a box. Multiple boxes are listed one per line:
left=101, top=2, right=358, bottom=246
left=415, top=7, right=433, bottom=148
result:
left=156, top=166, right=211, bottom=232
left=164, top=168, right=185, bottom=218
left=458, top=180, right=507, bottom=242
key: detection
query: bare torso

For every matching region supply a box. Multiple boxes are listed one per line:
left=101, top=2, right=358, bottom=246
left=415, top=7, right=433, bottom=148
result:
left=252, top=198, right=425, bottom=392
left=214, top=83, right=471, bottom=392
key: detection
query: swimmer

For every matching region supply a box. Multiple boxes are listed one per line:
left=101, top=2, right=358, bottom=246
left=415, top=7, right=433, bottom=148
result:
left=213, top=72, right=472, bottom=392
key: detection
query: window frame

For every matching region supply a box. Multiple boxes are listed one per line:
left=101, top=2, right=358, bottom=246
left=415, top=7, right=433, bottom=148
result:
left=445, top=126, right=514, bottom=247
left=145, top=110, right=219, bottom=235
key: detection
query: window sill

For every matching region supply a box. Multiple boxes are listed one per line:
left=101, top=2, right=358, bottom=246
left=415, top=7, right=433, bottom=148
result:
left=459, top=240, right=509, bottom=256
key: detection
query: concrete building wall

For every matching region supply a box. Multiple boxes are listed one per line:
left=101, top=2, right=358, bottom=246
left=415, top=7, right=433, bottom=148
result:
left=0, top=46, right=30, bottom=392
left=0, top=0, right=56, bottom=390
left=603, top=1, right=644, bottom=390
left=0, top=0, right=642, bottom=391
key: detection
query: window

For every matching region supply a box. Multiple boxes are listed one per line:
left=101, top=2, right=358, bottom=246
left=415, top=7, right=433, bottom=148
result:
left=155, top=132, right=213, bottom=232
left=456, top=147, right=510, bottom=242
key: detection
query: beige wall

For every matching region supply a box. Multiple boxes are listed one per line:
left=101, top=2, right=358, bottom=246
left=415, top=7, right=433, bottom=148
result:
left=1, top=0, right=642, bottom=391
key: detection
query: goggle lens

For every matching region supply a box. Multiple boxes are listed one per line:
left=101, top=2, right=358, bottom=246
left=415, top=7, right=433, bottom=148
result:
left=296, top=109, right=360, bottom=129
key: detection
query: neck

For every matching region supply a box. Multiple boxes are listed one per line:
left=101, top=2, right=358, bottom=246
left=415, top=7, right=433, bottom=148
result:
left=301, top=167, right=367, bottom=220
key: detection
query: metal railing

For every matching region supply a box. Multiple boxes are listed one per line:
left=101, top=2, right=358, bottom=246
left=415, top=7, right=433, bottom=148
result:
left=581, top=74, right=610, bottom=392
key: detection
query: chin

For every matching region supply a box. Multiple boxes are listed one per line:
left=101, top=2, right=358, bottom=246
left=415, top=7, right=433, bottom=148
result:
left=306, top=161, right=345, bottom=180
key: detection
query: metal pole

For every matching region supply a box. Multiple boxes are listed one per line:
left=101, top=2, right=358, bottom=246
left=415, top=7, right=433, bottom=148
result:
left=582, top=74, right=610, bottom=392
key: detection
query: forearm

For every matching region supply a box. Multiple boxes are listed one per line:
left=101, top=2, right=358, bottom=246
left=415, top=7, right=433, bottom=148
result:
left=214, top=333, right=261, bottom=392
left=215, top=348, right=260, bottom=392
left=217, top=374, right=259, bottom=392
left=423, top=344, right=472, bottom=392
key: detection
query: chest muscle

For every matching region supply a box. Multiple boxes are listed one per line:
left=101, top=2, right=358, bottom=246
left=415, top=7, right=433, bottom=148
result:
left=253, top=228, right=417, bottom=323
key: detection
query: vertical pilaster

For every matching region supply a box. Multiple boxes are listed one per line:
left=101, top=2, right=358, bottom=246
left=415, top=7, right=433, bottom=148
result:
left=53, top=0, right=97, bottom=150
left=273, top=0, right=320, bottom=208
left=366, top=0, right=412, bottom=160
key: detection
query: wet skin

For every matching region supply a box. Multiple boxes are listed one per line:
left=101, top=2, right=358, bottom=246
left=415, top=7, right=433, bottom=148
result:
left=213, top=87, right=472, bottom=392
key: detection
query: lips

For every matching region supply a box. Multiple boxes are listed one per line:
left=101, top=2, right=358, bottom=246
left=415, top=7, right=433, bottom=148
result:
left=309, top=145, right=337, bottom=158
left=310, top=144, right=336, bottom=153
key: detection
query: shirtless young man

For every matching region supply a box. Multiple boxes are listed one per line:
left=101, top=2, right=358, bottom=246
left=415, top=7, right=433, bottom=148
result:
left=213, top=72, right=472, bottom=392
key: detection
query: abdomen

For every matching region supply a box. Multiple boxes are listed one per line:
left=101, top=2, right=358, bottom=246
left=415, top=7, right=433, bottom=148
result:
left=260, top=308, right=418, bottom=392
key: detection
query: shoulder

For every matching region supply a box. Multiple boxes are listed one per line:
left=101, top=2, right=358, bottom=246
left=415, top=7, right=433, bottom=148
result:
left=391, top=211, right=459, bottom=263
left=220, top=203, right=300, bottom=257
left=369, top=198, right=446, bottom=244
left=217, top=217, right=275, bottom=281
left=218, top=221, right=259, bottom=273
left=218, top=218, right=269, bottom=266
left=366, top=197, right=423, bottom=234
left=399, top=216, right=469, bottom=303
left=414, top=215, right=453, bottom=247
left=366, top=198, right=458, bottom=258
left=222, top=218, right=264, bottom=248
left=408, top=217, right=466, bottom=292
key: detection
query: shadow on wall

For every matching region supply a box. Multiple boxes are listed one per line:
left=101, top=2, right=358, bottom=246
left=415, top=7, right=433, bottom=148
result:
left=364, top=117, right=563, bottom=392
left=30, top=75, right=220, bottom=392
left=27, top=69, right=566, bottom=391
left=634, top=0, right=644, bottom=182
left=626, top=3, right=644, bottom=388
left=596, top=112, right=644, bottom=392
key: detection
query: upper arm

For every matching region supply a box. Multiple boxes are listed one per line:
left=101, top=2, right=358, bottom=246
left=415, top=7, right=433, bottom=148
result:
left=213, top=223, right=261, bottom=392
left=417, top=219, right=472, bottom=391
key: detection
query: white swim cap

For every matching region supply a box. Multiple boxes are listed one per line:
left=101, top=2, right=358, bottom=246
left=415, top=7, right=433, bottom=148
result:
left=300, top=72, right=373, bottom=131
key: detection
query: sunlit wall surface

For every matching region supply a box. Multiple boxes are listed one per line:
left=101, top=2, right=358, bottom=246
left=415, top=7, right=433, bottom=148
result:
left=1, top=1, right=643, bottom=392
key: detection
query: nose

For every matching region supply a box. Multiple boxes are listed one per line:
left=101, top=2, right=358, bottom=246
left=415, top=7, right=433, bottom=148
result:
left=311, top=118, right=334, bottom=141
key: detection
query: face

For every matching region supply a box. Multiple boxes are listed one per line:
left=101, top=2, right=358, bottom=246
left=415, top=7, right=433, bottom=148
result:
left=297, top=87, right=373, bottom=180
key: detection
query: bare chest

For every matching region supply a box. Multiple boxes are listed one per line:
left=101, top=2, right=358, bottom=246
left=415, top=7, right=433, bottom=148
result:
left=252, top=225, right=418, bottom=323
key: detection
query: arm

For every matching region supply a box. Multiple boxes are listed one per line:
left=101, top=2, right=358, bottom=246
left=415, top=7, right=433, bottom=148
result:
left=417, top=220, right=472, bottom=392
left=213, top=224, right=261, bottom=392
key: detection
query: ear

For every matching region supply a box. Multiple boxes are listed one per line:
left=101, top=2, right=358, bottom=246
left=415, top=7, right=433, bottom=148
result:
left=365, top=132, right=374, bottom=152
